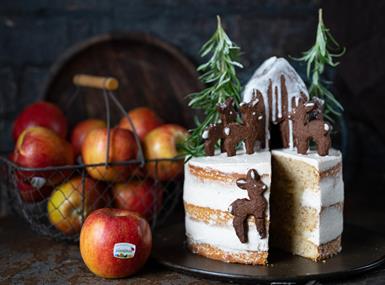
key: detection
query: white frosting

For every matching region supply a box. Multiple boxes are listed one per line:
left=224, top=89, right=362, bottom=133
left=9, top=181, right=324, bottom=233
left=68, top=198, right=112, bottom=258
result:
left=304, top=204, right=343, bottom=245
left=300, top=174, right=344, bottom=210
left=186, top=216, right=269, bottom=252
left=318, top=205, right=344, bottom=243
left=272, top=148, right=342, bottom=172
left=243, top=57, right=309, bottom=148
left=184, top=172, right=271, bottom=215
left=187, top=150, right=271, bottom=176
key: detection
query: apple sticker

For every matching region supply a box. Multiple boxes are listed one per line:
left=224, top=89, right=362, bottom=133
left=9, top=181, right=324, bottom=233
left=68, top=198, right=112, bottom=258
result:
left=30, top=177, right=46, bottom=189
left=113, top=243, right=136, bottom=259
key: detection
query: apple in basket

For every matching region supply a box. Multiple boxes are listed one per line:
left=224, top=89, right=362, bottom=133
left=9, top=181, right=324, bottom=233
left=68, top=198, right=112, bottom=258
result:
left=71, top=119, right=106, bottom=157
left=16, top=179, right=53, bottom=204
left=9, top=152, right=52, bottom=203
left=112, top=179, right=163, bottom=220
left=13, top=126, right=75, bottom=202
left=82, top=128, right=138, bottom=182
left=143, top=124, right=188, bottom=181
left=47, top=176, right=109, bottom=235
left=12, top=101, right=68, bottom=141
left=118, top=107, right=163, bottom=141
left=80, top=208, right=152, bottom=278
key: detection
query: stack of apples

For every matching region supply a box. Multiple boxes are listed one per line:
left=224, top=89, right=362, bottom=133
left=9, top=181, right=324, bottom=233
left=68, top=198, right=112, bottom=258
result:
left=11, top=101, right=187, bottom=227
left=10, top=101, right=188, bottom=278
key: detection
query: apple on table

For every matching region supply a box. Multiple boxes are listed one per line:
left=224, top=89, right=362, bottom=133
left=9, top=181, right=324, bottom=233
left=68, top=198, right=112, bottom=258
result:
left=143, top=124, right=188, bottom=181
left=80, top=208, right=152, bottom=278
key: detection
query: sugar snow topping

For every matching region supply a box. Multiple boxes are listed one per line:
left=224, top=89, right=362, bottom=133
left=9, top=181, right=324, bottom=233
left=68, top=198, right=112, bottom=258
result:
left=243, top=57, right=309, bottom=121
left=242, top=57, right=310, bottom=148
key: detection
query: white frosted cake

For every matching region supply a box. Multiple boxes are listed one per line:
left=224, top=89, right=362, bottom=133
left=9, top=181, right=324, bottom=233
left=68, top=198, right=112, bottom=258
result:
left=270, top=149, right=343, bottom=261
left=184, top=151, right=271, bottom=265
left=184, top=55, right=344, bottom=265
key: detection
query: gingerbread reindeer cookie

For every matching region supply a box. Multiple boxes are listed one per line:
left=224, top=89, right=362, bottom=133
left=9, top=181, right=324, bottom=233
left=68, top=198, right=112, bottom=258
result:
left=230, top=169, right=268, bottom=243
left=290, top=96, right=331, bottom=156
left=202, top=98, right=237, bottom=156
left=223, top=90, right=265, bottom=156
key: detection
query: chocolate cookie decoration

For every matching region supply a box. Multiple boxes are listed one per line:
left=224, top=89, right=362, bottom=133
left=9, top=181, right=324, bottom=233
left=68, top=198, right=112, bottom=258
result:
left=202, top=98, right=237, bottom=156
left=223, top=90, right=265, bottom=156
left=230, top=169, right=267, bottom=243
left=290, top=96, right=331, bottom=156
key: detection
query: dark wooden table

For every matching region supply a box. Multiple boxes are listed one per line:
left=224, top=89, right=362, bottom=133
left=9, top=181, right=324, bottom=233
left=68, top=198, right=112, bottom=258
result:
left=1, top=207, right=384, bottom=285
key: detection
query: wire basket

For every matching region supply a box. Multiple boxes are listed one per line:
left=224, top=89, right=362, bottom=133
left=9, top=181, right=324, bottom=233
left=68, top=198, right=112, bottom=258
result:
left=0, top=74, right=184, bottom=242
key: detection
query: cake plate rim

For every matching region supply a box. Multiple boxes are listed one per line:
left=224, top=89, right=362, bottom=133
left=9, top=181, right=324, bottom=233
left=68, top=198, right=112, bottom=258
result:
left=152, top=223, right=385, bottom=283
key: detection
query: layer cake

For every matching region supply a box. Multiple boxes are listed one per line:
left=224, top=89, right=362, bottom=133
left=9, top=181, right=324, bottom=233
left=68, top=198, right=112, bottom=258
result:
left=270, top=148, right=343, bottom=261
left=183, top=54, right=344, bottom=265
left=184, top=151, right=271, bottom=265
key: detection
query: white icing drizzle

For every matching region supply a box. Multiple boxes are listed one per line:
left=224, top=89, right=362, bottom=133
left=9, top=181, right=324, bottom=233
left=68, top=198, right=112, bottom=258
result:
left=305, top=102, right=314, bottom=108
left=288, top=95, right=293, bottom=148
left=277, top=85, right=282, bottom=119
left=202, top=130, right=209, bottom=139
left=295, top=96, right=300, bottom=107
left=272, top=85, right=276, bottom=122
left=243, top=57, right=309, bottom=149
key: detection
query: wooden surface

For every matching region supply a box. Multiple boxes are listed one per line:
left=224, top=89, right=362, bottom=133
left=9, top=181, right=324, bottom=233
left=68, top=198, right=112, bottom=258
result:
left=1, top=206, right=385, bottom=285
left=42, top=32, right=203, bottom=128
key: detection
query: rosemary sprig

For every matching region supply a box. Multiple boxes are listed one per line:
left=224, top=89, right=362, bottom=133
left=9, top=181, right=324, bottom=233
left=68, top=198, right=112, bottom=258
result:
left=182, top=16, right=243, bottom=158
left=296, top=8, right=345, bottom=123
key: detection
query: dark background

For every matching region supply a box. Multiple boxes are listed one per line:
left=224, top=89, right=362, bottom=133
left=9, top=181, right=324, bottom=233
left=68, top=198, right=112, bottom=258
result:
left=0, top=0, right=384, bottom=210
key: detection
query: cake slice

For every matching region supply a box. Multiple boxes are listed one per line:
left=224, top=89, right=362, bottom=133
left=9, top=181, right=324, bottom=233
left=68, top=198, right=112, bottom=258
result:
left=270, top=149, right=344, bottom=261
left=183, top=150, right=271, bottom=265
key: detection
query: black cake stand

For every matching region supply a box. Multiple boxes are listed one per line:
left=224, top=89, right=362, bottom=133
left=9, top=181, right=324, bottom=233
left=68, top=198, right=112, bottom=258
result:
left=152, top=223, right=385, bottom=283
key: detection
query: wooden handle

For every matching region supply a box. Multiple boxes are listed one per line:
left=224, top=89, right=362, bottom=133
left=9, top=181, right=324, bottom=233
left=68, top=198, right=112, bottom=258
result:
left=73, top=74, right=119, bottom=91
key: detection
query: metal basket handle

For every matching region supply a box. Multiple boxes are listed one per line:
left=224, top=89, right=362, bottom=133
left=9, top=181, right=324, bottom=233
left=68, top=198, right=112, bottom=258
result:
left=73, top=74, right=145, bottom=167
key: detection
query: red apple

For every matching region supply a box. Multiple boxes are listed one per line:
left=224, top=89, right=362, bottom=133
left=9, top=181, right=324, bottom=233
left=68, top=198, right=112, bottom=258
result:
left=13, top=127, right=75, bottom=201
left=143, top=124, right=187, bottom=181
left=112, top=179, right=163, bottom=220
left=47, top=177, right=109, bottom=235
left=8, top=152, right=51, bottom=203
left=82, top=128, right=138, bottom=182
left=118, top=107, right=162, bottom=141
left=71, top=119, right=106, bottom=156
left=16, top=179, right=53, bottom=204
left=12, top=101, right=68, bottom=141
left=80, top=208, right=152, bottom=278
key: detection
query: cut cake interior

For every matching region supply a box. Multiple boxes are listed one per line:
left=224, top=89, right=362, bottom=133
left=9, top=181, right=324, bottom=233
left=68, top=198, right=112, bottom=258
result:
left=270, top=148, right=344, bottom=261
